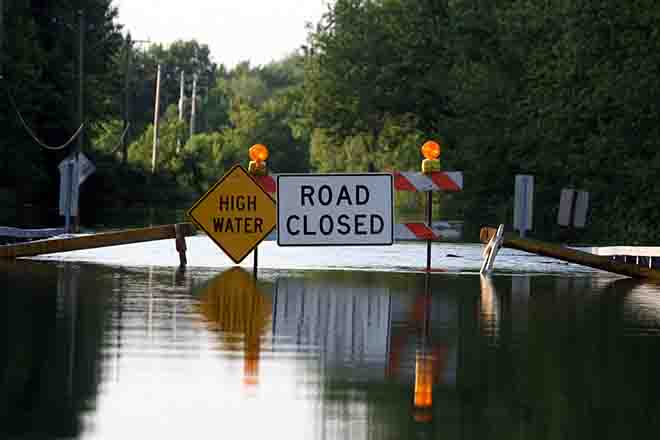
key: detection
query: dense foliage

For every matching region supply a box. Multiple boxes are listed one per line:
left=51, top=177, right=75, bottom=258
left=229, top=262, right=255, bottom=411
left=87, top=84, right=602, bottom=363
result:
left=1, top=0, right=659, bottom=243
left=305, top=0, right=660, bottom=243
left=0, top=0, right=122, bottom=224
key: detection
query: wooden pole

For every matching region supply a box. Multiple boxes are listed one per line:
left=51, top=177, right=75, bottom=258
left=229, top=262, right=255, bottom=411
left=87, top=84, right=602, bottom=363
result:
left=73, top=10, right=85, bottom=233
left=174, top=223, right=188, bottom=267
left=178, top=71, right=185, bottom=122
left=177, top=71, right=185, bottom=153
left=76, top=10, right=84, bottom=158
left=152, top=64, right=161, bottom=174
left=190, top=73, right=197, bottom=138
left=480, top=226, right=660, bottom=281
left=0, top=223, right=196, bottom=259
left=0, top=0, right=4, bottom=80
left=122, top=34, right=132, bottom=164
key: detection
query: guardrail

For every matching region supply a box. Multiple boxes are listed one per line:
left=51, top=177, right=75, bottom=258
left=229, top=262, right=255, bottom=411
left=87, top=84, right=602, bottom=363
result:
left=0, top=224, right=195, bottom=262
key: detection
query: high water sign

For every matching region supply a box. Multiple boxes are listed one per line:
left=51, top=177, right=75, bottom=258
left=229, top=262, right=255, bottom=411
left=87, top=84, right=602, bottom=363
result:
left=188, top=165, right=276, bottom=263
left=277, top=173, right=394, bottom=246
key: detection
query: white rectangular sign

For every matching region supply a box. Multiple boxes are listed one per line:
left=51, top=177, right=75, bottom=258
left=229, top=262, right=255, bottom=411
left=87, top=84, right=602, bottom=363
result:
left=514, top=174, right=534, bottom=235
left=277, top=174, right=393, bottom=246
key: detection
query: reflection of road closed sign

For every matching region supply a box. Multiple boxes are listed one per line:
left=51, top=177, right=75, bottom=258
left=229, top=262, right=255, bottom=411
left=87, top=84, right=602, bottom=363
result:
left=277, top=174, right=393, bottom=246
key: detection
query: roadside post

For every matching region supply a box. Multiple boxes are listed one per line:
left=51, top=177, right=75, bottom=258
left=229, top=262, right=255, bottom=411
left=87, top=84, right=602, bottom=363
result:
left=421, top=141, right=441, bottom=272
left=59, top=152, right=95, bottom=233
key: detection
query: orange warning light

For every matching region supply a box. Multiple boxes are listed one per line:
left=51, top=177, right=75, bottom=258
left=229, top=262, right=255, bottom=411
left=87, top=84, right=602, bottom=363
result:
left=421, top=141, right=441, bottom=160
left=249, top=144, right=269, bottom=163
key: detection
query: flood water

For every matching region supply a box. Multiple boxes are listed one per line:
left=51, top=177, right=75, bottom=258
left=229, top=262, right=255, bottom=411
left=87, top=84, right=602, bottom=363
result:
left=2, top=247, right=660, bottom=439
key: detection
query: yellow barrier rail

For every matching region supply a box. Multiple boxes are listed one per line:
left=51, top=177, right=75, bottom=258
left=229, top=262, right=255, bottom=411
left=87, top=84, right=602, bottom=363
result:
left=0, top=223, right=196, bottom=265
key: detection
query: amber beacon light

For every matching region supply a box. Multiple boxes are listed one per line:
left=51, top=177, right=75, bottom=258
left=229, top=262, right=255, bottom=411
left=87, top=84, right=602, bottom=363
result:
left=421, top=140, right=441, bottom=174
left=248, top=144, right=269, bottom=175
left=421, top=140, right=441, bottom=160
left=249, top=144, right=269, bottom=162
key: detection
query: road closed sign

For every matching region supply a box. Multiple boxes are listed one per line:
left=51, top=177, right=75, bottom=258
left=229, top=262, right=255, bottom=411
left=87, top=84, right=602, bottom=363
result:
left=277, top=174, right=393, bottom=246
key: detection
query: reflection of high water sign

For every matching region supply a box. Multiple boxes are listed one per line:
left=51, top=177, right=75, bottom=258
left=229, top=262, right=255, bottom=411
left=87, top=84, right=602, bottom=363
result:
left=277, top=174, right=393, bottom=246
left=188, top=165, right=276, bottom=263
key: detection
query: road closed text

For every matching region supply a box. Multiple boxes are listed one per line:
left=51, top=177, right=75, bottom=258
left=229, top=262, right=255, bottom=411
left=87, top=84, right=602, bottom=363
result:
left=286, top=213, right=385, bottom=236
left=277, top=174, right=393, bottom=246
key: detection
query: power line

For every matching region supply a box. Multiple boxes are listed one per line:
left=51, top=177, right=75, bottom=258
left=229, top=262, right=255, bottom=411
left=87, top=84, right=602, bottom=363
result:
left=3, top=80, right=84, bottom=151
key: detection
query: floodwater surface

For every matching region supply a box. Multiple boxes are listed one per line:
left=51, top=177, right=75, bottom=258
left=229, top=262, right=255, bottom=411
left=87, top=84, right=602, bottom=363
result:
left=2, top=255, right=660, bottom=439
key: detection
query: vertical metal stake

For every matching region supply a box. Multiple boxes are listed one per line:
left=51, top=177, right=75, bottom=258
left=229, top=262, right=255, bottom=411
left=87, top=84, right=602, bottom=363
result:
left=426, top=190, right=432, bottom=272
left=253, top=246, right=258, bottom=279
left=424, top=272, right=431, bottom=339
left=65, top=160, right=73, bottom=234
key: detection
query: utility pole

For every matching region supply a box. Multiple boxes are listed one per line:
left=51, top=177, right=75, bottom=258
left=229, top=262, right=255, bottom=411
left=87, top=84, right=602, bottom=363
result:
left=177, top=71, right=185, bottom=153
left=178, top=71, right=185, bottom=121
left=73, top=9, right=85, bottom=233
left=122, top=34, right=132, bottom=165
left=121, top=38, right=149, bottom=164
left=190, top=73, right=197, bottom=138
left=76, top=10, right=84, bottom=158
left=152, top=64, right=161, bottom=175
left=0, top=0, right=4, bottom=80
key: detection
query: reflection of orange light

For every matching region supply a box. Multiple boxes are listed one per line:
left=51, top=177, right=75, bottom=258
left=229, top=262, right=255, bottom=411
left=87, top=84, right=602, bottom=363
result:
left=414, top=411, right=433, bottom=423
left=249, top=144, right=269, bottom=163
left=414, top=352, right=433, bottom=409
left=243, top=355, right=259, bottom=387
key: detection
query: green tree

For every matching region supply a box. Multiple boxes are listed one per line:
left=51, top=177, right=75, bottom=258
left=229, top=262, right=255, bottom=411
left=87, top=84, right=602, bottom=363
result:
left=0, top=0, right=123, bottom=221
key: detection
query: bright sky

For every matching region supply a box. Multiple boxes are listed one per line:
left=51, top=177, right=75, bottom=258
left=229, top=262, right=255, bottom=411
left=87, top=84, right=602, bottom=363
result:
left=113, top=0, right=328, bottom=68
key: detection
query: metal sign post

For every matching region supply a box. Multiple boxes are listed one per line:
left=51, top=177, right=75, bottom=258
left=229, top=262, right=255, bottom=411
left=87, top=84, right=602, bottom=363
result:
left=420, top=140, right=442, bottom=272
left=426, top=191, right=432, bottom=272
left=59, top=153, right=95, bottom=233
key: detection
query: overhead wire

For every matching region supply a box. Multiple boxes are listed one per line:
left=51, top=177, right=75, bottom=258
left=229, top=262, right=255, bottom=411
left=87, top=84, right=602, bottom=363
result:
left=2, top=80, right=84, bottom=151
left=108, top=122, right=131, bottom=154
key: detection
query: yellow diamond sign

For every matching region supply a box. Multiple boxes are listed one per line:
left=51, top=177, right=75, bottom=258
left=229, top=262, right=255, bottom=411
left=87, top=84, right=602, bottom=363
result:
left=188, top=165, right=276, bottom=263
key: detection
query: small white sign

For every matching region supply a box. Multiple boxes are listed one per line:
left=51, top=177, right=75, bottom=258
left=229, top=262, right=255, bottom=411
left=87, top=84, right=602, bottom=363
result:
left=514, top=174, right=534, bottom=235
left=277, top=174, right=394, bottom=246
left=573, top=190, right=589, bottom=228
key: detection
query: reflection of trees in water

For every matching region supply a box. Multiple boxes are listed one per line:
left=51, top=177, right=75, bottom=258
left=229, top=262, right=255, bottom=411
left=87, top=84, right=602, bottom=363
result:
left=304, top=273, right=660, bottom=439
left=458, top=275, right=660, bottom=439
left=0, top=261, right=108, bottom=439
